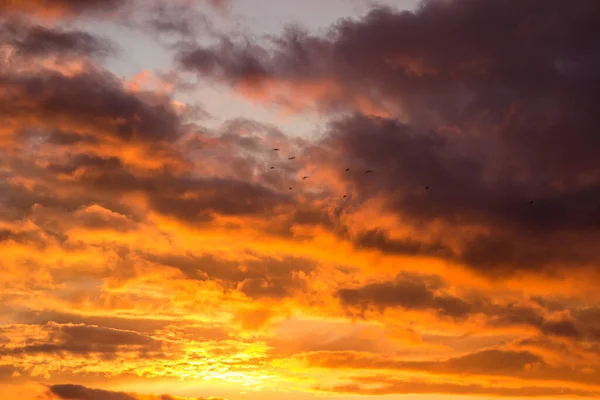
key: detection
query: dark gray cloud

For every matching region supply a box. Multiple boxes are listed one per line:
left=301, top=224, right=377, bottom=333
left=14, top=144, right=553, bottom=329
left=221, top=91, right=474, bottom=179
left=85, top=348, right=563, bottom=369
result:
left=50, top=160, right=292, bottom=222
left=45, top=155, right=123, bottom=175
left=0, top=18, right=320, bottom=247
left=0, top=90, right=299, bottom=241
left=0, top=30, right=296, bottom=228
left=337, top=273, right=584, bottom=339
left=0, top=165, right=139, bottom=233
left=326, top=113, right=600, bottom=234
left=337, top=272, right=472, bottom=318
left=2, top=21, right=114, bottom=58
left=0, top=228, right=47, bottom=247
left=0, top=323, right=168, bottom=359
left=146, top=177, right=289, bottom=221
left=0, top=69, right=183, bottom=143
left=50, top=384, right=137, bottom=400
left=354, top=228, right=452, bottom=258
left=48, top=384, right=224, bottom=400
left=175, top=0, right=600, bottom=277
left=146, top=253, right=316, bottom=299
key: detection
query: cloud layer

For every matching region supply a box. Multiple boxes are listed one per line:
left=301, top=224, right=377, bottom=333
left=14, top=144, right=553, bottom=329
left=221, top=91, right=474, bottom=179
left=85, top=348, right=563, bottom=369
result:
left=1, top=1, right=599, bottom=400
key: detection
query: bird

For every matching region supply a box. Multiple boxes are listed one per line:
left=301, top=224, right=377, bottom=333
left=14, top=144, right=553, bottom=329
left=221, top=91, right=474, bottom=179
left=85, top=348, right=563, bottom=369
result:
left=288, top=187, right=293, bottom=190
left=273, top=148, right=279, bottom=151
left=343, top=195, right=348, bottom=198
left=302, top=176, right=308, bottom=180
left=345, top=168, right=351, bottom=172
left=530, top=200, right=534, bottom=204
left=365, top=170, right=373, bottom=174
left=269, top=166, right=275, bottom=169
left=288, top=156, right=296, bottom=160
left=425, top=186, right=429, bottom=190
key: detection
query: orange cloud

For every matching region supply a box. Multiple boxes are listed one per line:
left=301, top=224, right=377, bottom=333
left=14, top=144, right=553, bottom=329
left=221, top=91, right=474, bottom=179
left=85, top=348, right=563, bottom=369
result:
left=0, top=0, right=131, bottom=20
left=2, top=2, right=600, bottom=400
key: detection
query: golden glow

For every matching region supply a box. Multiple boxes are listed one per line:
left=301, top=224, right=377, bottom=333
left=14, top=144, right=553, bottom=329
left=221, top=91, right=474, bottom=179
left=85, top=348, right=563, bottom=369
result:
left=1, top=1, right=598, bottom=400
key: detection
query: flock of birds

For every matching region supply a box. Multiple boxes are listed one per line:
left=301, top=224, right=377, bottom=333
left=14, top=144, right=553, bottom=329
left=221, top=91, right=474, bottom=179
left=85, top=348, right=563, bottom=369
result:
left=269, top=147, right=537, bottom=204
left=269, top=147, right=430, bottom=198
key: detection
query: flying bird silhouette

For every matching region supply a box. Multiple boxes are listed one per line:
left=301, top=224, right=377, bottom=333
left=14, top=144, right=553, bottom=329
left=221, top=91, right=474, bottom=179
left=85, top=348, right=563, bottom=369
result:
left=288, top=156, right=296, bottom=160
left=425, top=186, right=429, bottom=190
left=365, top=170, right=373, bottom=174
left=302, top=176, right=308, bottom=180
left=269, top=166, right=275, bottom=169
left=289, top=187, right=293, bottom=190
left=345, top=168, right=351, bottom=172
left=343, top=195, right=348, bottom=198
left=530, top=200, right=534, bottom=204
left=273, top=148, right=279, bottom=151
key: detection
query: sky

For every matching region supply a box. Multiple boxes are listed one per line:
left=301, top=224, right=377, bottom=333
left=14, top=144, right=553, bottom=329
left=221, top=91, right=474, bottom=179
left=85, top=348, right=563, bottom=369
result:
left=1, top=1, right=600, bottom=400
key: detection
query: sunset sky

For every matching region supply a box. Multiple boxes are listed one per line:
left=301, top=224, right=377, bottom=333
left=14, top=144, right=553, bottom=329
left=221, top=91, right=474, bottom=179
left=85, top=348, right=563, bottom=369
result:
left=1, top=1, right=600, bottom=400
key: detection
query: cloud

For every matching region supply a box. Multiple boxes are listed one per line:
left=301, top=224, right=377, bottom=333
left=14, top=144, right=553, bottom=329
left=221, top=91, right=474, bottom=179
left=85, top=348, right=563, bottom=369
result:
left=298, top=348, right=547, bottom=380
left=0, top=33, right=301, bottom=229
left=2, top=70, right=183, bottom=144
left=0, top=322, right=168, bottom=358
left=317, top=374, right=600, bottom=397
left=354, top=228, right=452, bottom=258
left=0, top=21, right=293, bottom=231
left=298, top=347, right=600, bottom=389
left=2, top=1, right=600, bottom=398
left=2, top=21, right=115, bottom=59
left=48, top=384, right=224, bottom=400
left=175, top=0, right=600, bottom=278
left=336, top=272, right=586, bottom=340
left=177, top=0, right=600, bottom=130
left=13, top=309, right=174, bottom=335
left=0, top=0, right=131, bottom=19
left=337, top=272, right=472, bottom=318
left=145, top=253, right=316, bottom=299
left=124, top=0, right=230, bottom=42
left=323, top=113, right=600, bottom=275
left=50, top=384, right=136, bottom=400
left=0, top=319, right=271, bottom=381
